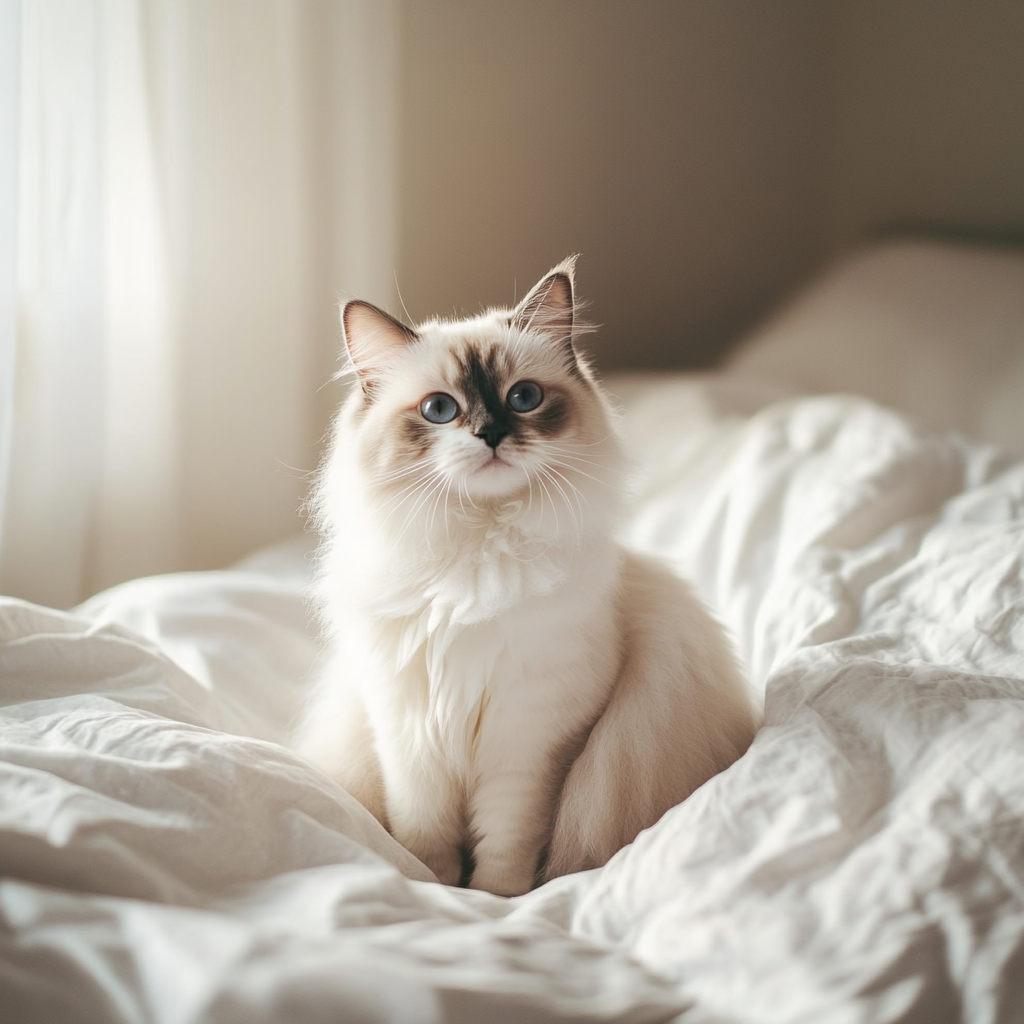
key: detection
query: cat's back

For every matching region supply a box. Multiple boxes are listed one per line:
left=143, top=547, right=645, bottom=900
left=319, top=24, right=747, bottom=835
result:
left=616, top=548, right=760, bottom=756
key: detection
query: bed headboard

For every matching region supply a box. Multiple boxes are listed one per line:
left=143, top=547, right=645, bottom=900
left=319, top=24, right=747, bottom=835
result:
left=727, top=239, right=1024, bottom=454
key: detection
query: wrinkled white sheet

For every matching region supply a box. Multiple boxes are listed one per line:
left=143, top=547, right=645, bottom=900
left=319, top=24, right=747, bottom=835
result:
left=2, top=379, right=1023, bottom=1024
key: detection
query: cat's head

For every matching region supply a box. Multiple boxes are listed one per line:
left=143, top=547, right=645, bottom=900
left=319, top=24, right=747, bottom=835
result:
left=332, top=259, right=620, bottom=536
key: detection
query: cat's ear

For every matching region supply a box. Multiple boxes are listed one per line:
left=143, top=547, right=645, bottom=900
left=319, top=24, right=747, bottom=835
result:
left=341, top=300, right=419, bottom=391
left=510, top=257, right=577, bottom=346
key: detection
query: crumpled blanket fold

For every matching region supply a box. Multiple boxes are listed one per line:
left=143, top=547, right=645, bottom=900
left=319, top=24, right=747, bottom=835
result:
left=2, top=386, right=1022, bottom=1023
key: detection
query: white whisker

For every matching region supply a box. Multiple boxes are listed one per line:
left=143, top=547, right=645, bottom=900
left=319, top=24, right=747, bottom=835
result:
left=547, top=465, right=588, bottom=520
left=541, top=444, right=614, bottom=468
left=374, top=456, right=436, bottom=484
left=395, top=473, right=447, bottom=545
left=539, top=465, right=582, bottom=531
left=548, top=433, right=615, bottom=449
left=376, top=474, right=433, bottom=511
left=545, top=457, right=613, bottom=487
left=537, top=464, right=577, bottom=532
left=425, top=477, right=449, bottom=557
left=442, top=477, right=454, bottom=543
left=533, top=470, right=558, bottom=532
left=375, top=474, right=436, bottom=518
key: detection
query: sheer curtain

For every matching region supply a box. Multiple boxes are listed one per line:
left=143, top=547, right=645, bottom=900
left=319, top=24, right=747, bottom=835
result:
left=0, top=2, right=17, bottom=581
left=0, top=0, right=398, bottom=608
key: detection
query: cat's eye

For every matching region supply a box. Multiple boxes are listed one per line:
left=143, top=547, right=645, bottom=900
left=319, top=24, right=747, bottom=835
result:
left=507, top=380, right=544, bottom=413
left=419, top=392, right=459, bottom=424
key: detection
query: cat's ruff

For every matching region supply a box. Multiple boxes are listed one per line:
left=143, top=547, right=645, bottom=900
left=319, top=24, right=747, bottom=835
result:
left=296, top=259, right=760, bottom=896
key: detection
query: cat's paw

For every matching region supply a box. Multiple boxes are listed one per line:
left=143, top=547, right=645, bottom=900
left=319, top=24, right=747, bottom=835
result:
left=467, top=862, right=534, bottom=897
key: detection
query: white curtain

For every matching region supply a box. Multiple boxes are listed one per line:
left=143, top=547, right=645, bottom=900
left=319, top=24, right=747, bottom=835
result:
left=0, top=0, right=399, bottom=608
left=0, top=1, right=18, bottom=579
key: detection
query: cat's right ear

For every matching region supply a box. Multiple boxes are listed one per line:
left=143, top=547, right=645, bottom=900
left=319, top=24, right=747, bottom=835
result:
left=509, top=257, right=577, bottom=348
left=341, top=300, right=419, bottom=393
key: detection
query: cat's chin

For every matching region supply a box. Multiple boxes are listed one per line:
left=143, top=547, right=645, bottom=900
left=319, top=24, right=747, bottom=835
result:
left=462, top=457, right=529, bottom=499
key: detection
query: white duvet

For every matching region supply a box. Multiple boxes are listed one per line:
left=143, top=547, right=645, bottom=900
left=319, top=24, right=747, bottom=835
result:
left=3, top=367, right=1022, bottom=1024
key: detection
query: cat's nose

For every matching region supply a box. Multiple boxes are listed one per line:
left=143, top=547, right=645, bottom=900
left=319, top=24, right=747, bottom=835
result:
left=475, top=425, right=508, bottom=450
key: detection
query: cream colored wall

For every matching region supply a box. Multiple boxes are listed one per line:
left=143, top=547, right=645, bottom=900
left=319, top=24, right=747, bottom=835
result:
left=138, top=0, right=1024, bottom=580
left=395, top=1, right=1024, bottom=372
left=134, top=1, right=399, bottom=581
left=827, top=0, right=1024, bottom=253
left=397, top=0, right=829, bottom=371
left=36, top=0, right=1017, bottom=594
left=170, top=1, right=399, bottom=574
left=160, top=0, right=1024, bottom=580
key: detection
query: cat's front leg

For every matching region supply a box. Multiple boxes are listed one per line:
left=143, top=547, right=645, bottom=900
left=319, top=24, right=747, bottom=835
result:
left=466, top=699, right=576, bottom=897
left=465, top=642, right=615, bottom=895
left=374, top=731, right=465, bottom=886
left=467, top=768, right=555, bottom=896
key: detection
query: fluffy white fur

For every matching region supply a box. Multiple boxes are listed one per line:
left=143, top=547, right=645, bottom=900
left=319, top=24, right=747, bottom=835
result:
left=296, top=260, right=760, bottom=896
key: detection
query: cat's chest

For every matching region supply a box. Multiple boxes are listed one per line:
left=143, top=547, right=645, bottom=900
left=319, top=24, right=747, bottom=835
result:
left=385, top=598, right=532, bottom=699
left=425, top=556, right=562, bottom=627
left=353, top=539, right=622, bottom=768
left=376, top=543, right=617, bottom=693
left=367, top=523, right=573, bottom=626
left=367, top=603, right=529, bottom=759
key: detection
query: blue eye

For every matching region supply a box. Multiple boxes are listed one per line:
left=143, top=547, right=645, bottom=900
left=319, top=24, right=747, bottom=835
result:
left=508, top=380, right=543, bottom=413
left=420, top=392, right=459, bottom=424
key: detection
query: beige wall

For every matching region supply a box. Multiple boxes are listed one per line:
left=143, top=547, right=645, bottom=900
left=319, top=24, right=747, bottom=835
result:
left=11, top=1, right=1020, bottom=596
left=827, top=0, right=1024, bottom=252
left=397, top=1, right=830, bottom=370
left=395, top=1, right=1024, bottom=372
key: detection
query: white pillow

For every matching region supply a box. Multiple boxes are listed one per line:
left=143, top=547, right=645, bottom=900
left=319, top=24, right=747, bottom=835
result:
left=727, top=240, right=1024, bottom=454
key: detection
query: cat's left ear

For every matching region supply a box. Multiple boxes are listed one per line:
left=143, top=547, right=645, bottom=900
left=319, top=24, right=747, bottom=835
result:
left=341, top=300, right=419, bottom=392
left=510, top=256, right=577, bottom=347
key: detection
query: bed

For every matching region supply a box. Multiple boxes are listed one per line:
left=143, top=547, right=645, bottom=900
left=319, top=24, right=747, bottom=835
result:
left=2, top=239, right=1023, bottom=1023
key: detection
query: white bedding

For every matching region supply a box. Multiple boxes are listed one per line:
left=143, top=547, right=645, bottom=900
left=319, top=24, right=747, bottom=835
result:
left=3, top=244, right=1024, bottom=1023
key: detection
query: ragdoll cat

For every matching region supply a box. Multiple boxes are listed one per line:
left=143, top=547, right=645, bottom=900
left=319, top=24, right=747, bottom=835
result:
left=296, top=259, right=759, bottom=896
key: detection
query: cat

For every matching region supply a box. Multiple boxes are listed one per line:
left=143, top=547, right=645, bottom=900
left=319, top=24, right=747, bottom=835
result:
left=295, top=258, right=760, bottom=896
